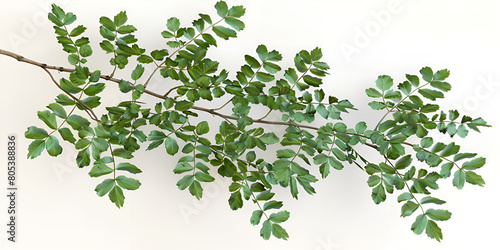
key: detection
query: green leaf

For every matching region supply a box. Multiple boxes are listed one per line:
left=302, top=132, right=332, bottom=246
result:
left=79, top=44, right=93, bottom=57
left=77, top=148, right=91, bottom=168
left=175, top=100, right=194, bottom=111
left=433, top=69, right=450, bottom=81
left=426, top=209, right=452, bottom=221
left=269, top=210, right=290, bottom=223
left=420, top=104, right=440, bottom=113
left=397, top=192, right=413, bottom=202
left=100, top=40, right=114, bottom=53
left=411, top=214, right=428, bottom=235
left=117, top=25, right=137, bottom=34
left=420, top=137, right=433, bottom=148
left=212, top=26, right=236, bottom=40
left=379, top=162, right=395, bottom=174
left=420, top=196, right=446, bottom=205
left=114, top=11, right=127, bottom=26
left=225, top=17, right=245, bottom=31
left=457, top=124, right=469, bottom=138
left=256, top=190, right=275, bottom=201
left=66, top=114, right=90, bottom=130
left=48, top=13, right=64, bottom=27
left=148, top=130, right=167, bottom=141
left=60, top=78, right=81, bottom=94
left=166, top=17, right=180, bottom=32
left=195, top=172, right=215, bottom=182
left=116, top=163, right=142, bottom=174
left=201, top=33, right=217, bottom=47
left=189, top=180, right=203, bottom=199
left=245, top=55, right=260, bottom=68
left=228, top=191, right=243, bottom=210
left=263, top=62, right=281, bottom=74
left=250, top=210, right=263, bottom=226
left=303, top=75, right=322, bottom=87
left=84, top=83, right=105, bottom=96
left=420, top=67, right=434, bottom=82
left=401, top=201, right=419, bottom=217
left=430, top=81, right=451, bottom=92
left=46, top=103, right=67, bottom=119
left=371, top=184, right=386, bottom=204
left=63, top=12, right=77, bottom=25
left=439, top=162, right=453, bottom=178
left=367, top=175, right=381, bottom=187
left=375, top=75, right=393, bottom=91
left=440, top=142, right=460, bottom=157
left=176, top=175, right=194, bottom=190
left=398, top=81, right=412, bottom=95
left=100, top=26, right=116, bottom=40
left=58, top=128, right=76, bottom=144
left=418, top=89, right=444, bottom=101
left=310, top=47, right=323, bottom=61
left=88, top=164, right=113, bottom=177
left=46, top=135, right=62, bottom=157
left=368, top=101, right=386, bottom=110
left=406, top=74, right=420, bottom=87
left=95, top=178, right=114, bottom=197
left=224, top=5, right=244, bottom=18
left=246, top=151, right=256, bottom=162
left=163, top=98, right=174, bottom=110
left=462, top=157, right=485, bottom=170
left=260, top=133, right=279, bottom=144
left=81, top=96, right=101, bottom=108
left=131, top=64, right=144, bottom=80
left=256, top=72, right=274, bottom=82
left=256, top=44, right=268, bottom=61
left=165, top=136, right=179, bottom=155
left=395, top=155, right=412, bottom=170
left=27, top=140, right=45, bottom=159
left=38, top=110, right=57, bottom=129
left=196, top=121, right=209, bottom=135
left=272, top=223, right=289, bottom=240
left=425, top=220, right=443, bottom=242
left=452, top=170, right=466, bottom=189
left=260, top=220, right=272, bottom=240
left=116, top=175, right=141, bottom=190
left=465, top=171, right=485, bottom=187
left=25, top=126, right=49, bottom=140
left=112, top=148, right=133, bottom=159
left=215, top=1, right=228, bottom=17
left=68, top=54, right=79, bottom=65
left=99, top=16, right=116, bottom=31
left=365, top=88, right=383, bottom=98
left=263, top=201, right=283, bottom=211
left=119, top=80, right=134, bottom=93
left=109, top=185, right=125, bottom=208
left=277, top=149, right=295, bottom=159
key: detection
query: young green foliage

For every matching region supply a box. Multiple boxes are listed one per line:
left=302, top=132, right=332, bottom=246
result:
left=18, top=1, right=490, bottom=243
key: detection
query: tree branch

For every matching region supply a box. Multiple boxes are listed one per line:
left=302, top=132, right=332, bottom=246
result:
left=1, top=49, right=327, bottom=131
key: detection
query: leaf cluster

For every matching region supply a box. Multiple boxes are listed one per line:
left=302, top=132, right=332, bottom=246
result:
left=24, top=1, right=490, bottom=242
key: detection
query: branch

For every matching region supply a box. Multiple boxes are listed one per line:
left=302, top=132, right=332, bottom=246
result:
left=1, top=49, right=377, bottom=135
left=374, top=82, right=430, bottom=130
left=43, top=67, right=100, bottom=122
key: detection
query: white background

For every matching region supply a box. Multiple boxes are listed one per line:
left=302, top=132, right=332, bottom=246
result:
left=1, top=0, right=499, bottom=249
